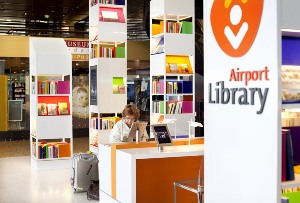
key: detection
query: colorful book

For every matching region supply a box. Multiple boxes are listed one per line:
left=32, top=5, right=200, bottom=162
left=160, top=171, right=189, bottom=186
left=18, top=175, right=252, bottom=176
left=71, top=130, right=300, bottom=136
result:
left=47, top=104, right=57, bottom=116
left=181, top=21, right=193, bottom=34
left=38, top=103, right=47, bottom=115
left=169, top=63, right=178, bottom=73
left=57, top=81, right=70, bottom=94
left=119, top=85, right=125, bottom=94
left=58, top=102, right=69, bottom=115
left=116, top=47, right=125, bottom=58
left=113, top=85, right=119, bottom=94
left=58, top=143, right=71, bottom=158
left=182, top=101, right=193, bottom=113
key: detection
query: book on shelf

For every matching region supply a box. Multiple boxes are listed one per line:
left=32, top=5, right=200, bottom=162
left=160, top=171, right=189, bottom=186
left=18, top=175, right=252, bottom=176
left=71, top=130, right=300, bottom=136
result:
left=115, top=0, right=125, bottom=5
left=113, top=85, right=119, bottom=94
left=169, top=63, right=179, bottom=73
left=152, top=78, right=164, bottom=94
left=167, top=102, right=175, bottom=114
left=47, top=104, right=58, bottom=116
left=152, top=101, right=164, bottom=114
left=166, top=21, right=182, bottom=33
left=102, top=10, right=119, bottom=22
left=174, top=101, right=182, bottom=114
left=38, top=103, right=48, bottom=115
left=181, top=21, right=193, bottom=34
left=115, top=47, right=125, bottom=58
left=49, top=80, right=57, bottom=94
left=57, top=81, right=70, bottom=94
left=90, top=0, right=98, bottom=7
left=177, top=81, right=193, bottom=94
left=179, top=63, right=190, bottom=73
left=58, top=143, right=71, bottom=158
left=58, top=102, right=69, bottom=115
left=119, top=85, right=125, bottom=93
left=182, top=101, right=193, bottom=113
left=90, top=130, right=99, bottom=147
left=282, top=66, right=300, bottom=103
left=99, top=7, right=125, bottom=23
left=167, top=101, right=183, bottom=114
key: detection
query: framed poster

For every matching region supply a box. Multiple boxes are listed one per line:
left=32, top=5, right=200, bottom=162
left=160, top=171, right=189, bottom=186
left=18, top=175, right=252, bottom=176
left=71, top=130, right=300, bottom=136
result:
left=8, top=100, right=23, bottom=121
left=90, top=65, right=97, bottom=105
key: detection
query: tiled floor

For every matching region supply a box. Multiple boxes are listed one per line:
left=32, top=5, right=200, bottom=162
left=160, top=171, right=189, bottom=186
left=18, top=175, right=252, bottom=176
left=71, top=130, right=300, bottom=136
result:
left=0, top=137, right=98, bottom=203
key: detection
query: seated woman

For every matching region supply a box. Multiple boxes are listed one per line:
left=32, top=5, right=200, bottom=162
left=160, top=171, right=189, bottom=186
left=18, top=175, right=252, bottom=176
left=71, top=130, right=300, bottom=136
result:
left=109, top=104, right=148, bottom=143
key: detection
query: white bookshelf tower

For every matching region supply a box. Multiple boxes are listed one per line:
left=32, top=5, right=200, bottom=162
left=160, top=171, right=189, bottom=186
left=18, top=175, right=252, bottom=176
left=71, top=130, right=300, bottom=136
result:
left=89, top=0, right=127, bottom=153
left=30, top=37, right=73, bottom=170
left=150, top=0, right=195, bottom=137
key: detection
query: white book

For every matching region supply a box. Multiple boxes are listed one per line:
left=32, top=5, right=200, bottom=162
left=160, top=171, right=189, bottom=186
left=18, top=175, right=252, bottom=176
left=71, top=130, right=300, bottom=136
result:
left=174, top=101, right=182, bottom=114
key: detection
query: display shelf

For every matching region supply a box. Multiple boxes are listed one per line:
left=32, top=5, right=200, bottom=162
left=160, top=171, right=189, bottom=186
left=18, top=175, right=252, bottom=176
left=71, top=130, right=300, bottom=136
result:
left=29, top=37, right=73, bottom=170
left=31, top=157, right=72, bottom=170
left=150, top=0, right=195, bottom=138
left=89, top=0, right=127, bottom=151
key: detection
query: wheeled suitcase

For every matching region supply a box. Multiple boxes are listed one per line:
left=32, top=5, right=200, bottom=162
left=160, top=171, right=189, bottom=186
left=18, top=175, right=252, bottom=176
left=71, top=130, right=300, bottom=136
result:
left=71, top=153, right=99, bottom=192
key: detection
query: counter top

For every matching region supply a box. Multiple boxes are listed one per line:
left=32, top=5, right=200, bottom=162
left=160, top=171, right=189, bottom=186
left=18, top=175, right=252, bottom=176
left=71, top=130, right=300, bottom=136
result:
left=117, top=144, right=204, bottom=159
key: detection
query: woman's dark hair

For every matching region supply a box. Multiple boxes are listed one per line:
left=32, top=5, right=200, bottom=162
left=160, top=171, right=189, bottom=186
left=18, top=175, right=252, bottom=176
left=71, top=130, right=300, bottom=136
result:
left=122, top=104, right=140, bottom=120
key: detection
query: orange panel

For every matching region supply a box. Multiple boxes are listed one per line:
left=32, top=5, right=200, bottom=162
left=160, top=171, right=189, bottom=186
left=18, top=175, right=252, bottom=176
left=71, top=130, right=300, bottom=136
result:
left=136, top=156, right=204, bottom=203
left=111, top=145, right=117, bottom=199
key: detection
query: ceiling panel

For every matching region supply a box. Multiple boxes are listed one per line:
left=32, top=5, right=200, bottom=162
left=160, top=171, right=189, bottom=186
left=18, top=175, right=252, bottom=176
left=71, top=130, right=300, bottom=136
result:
left=0, top=0, right=149, bottom=40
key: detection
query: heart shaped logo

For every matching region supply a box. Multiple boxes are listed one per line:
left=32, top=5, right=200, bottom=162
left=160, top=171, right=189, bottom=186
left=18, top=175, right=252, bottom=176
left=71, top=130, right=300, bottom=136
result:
left=210, top=0, right=264, bottom=57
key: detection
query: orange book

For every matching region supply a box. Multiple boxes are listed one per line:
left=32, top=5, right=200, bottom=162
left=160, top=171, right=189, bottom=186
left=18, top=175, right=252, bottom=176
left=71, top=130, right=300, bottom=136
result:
left=58, top=143, right=71, bottom=158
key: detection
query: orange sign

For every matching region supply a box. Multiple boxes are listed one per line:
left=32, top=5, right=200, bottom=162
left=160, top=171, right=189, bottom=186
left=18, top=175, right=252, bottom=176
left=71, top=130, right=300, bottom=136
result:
left=210, top=0, right=264, bottom=57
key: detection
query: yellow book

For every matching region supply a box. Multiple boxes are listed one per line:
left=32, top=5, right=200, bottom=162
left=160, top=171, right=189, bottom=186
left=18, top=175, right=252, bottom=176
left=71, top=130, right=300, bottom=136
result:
left=58, top=102, right=69, bottom=115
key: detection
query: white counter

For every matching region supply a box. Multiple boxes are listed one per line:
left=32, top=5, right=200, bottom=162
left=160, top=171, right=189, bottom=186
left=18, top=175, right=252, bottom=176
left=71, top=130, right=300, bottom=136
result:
left=115, top=144, right=204, bottom=203
left=118, top=144, right=204, bottom=159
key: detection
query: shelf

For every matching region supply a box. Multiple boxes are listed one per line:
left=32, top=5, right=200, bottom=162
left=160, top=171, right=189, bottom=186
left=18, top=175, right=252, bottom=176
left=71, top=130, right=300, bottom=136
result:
left=89, top=0, right=127, bottom=149
left=281, top=173, right=300, bottom=189
left=31, top=156, right=72, bottom=170
left=282, top=103, right=300, bottom=109
left=152, top=33, right=164, bottom=38
left=150, top=0, right=194, bottom=136
left=31, top=156, right=72, bottom=161
left=30, top=37, right=73, bottom=170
